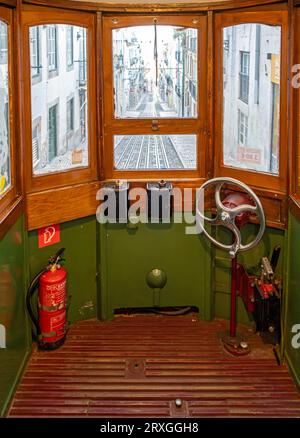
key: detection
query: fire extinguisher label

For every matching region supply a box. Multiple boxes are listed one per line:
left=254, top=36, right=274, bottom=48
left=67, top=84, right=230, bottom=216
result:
left=44, top=280, right=66, bottom=307
left=50, top=311, right=66, bottom=334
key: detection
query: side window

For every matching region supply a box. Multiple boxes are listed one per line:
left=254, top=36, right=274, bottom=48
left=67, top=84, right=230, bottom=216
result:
left=29, top=24, right=89, bottom=175
left=223, top=23, right=281, bottom=175
left=0, top=20, right=10, bottom=196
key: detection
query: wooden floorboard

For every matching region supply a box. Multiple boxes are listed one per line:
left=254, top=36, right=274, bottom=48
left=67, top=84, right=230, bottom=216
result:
left=8, top=315, right=300, bottom=418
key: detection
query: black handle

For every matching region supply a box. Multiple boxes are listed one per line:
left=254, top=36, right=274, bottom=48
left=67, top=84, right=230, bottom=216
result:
left=271, top=245, right=281, bottom=271
left=49, top=247, right=66, bottom=265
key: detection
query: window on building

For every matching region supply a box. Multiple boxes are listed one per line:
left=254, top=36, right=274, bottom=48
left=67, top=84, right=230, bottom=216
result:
left=239, top=51, right=250, bottom=104
left=0, top=20, right=10, bottom=196
left=67, top=97, right=74, bottom=133
left=223, top=23, right=281, bottom=175
left=0, top=20, right=8, bottom=64
left=30, top=26, right=41, bottom=78
left=48, top=104, right=58, bottom=162
left=47, top=25, right=58, bottom=73
left=78, top=28, right=87, bottom=85
left=238, top=110, right=248, bottom=146
left=32, top=121, right=40, bottom=168
left=79, top=90, right=87, bottom=141
left=66, top=26, right=74, bottom=68
left=29, top=24, right=89, bottom=175
left=104, top=16, right=205, bottom=177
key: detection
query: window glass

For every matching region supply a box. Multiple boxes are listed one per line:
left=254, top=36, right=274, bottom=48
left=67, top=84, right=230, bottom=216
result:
left=223, top=23, right=281, bottom=175
left=114, top=134, right=197, bottom=170
left=113, top=26, right=198, bottom=119
left=30, top=25, right=89, bottom=175
left=0, top=20, right=10, bottom=196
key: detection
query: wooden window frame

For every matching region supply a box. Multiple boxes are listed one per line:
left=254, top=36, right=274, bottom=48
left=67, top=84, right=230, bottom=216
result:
left=102, top=14, right=208, bottom=181
left=290, top=7, right=300, bottom=213
left=0, top=6, right=20, bottom=227
left=22, top=7, right=97, bottom=194
left=214, top=9, right=288, bottom=195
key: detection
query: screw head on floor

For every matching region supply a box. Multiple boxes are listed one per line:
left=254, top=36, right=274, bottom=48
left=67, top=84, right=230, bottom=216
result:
left=175, top=398, right=183, bottom=408
left=240, top=341, right=249, bottom=349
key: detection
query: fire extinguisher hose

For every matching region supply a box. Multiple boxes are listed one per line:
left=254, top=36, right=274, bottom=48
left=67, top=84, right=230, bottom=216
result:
left=26, top=268, right=47, bottom=339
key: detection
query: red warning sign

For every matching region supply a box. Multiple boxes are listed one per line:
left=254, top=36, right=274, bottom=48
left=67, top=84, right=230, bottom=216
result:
left=38, top=225, right=61, bottom=248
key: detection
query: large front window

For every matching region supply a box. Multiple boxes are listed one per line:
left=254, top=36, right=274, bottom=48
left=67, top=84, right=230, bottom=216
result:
left=104, top=16, right=205, bottom=178
left=113, top=25, right=198, bottom=120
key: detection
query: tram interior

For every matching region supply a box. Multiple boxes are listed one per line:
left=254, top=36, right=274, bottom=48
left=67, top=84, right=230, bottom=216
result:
left=1, top=0, right=300, bottom=418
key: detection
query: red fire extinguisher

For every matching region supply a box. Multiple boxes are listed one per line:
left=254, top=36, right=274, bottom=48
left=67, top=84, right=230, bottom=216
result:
left=26, top=248, right=68, bottom=350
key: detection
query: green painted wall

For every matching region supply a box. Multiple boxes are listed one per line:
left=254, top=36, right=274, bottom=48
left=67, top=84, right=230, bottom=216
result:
left=0, top=210, right=295, bottom=417
left=284, top=213, right=300, bottom=388
left=0, top=215, right=30, bottom=417
left=99, top=218, right=284, bottom=323
left=28, top=216, right=98, bottom=324
left=99, top=217, right=212, bottom=320
left=213, top=224, right=285, bottom=325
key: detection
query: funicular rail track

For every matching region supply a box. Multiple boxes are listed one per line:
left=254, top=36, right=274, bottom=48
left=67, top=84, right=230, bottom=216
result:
left=114, top=135, right=184, bottom=170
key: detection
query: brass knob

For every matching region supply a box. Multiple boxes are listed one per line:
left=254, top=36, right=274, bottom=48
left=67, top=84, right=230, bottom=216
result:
left=152, top=120, right=159, bottom=131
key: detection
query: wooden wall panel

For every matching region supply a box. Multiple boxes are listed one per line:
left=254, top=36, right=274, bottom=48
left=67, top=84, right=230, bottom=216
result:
left=26, top=182, right=100, bottom=230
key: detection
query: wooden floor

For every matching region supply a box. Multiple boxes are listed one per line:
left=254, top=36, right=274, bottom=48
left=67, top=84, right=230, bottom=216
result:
left=8, top=315, right=300, bottom=418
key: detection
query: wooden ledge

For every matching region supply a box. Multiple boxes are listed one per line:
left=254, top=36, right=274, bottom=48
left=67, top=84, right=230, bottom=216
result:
left=26, top=181, right=100, bottom=230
